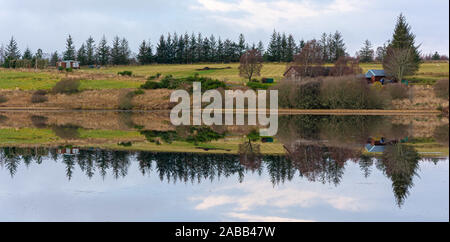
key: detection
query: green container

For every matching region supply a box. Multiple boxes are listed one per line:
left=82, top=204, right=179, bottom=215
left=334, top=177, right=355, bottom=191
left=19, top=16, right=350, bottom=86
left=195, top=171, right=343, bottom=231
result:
left=263, top=78, right=274, bottom=83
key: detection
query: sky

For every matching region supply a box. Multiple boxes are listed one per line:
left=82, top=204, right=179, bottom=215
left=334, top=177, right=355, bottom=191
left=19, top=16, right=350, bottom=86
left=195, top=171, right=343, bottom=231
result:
left=0, top=0, right=448, bottom=57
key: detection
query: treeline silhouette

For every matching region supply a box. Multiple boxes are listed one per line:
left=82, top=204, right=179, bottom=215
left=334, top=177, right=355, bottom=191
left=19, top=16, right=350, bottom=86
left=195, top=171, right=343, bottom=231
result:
left=0, top=144, right=436, bottom=207
left=1, top=30, right=348, bottom=66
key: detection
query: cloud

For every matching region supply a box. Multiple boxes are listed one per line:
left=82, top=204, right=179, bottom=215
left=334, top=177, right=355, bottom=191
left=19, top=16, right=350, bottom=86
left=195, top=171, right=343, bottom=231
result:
left=226, top=212, right=315, bottom=222
left=190, top=181, right=367, bottom=213
left=192, top=0, right=364, bottom=29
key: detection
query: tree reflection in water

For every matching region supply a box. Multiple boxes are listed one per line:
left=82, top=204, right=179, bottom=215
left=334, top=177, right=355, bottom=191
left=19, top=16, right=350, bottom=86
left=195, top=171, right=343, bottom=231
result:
left=0, top=143, right=432, bottom=207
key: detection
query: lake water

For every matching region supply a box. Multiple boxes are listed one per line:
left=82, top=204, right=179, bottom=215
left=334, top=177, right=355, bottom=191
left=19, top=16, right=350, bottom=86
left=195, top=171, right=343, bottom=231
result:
left=0, top=111, right=448, bottom=221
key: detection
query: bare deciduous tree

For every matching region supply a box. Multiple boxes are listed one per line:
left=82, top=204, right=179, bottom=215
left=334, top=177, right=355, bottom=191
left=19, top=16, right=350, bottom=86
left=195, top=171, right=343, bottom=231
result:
left=383, top=47, right=418, bottom=82
left=239, top=49, right=263, bottom=82
left=293, top=40, right=324, bottom=78
left=330, top=56, right=362, bottom=76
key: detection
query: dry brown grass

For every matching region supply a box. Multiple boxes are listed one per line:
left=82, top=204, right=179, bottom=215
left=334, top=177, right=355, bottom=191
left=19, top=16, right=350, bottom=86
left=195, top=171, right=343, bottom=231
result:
left=391, top=85, right=449, bottom=110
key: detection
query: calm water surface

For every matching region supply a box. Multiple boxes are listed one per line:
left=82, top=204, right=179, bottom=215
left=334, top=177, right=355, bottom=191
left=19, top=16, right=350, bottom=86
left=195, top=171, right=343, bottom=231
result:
left=0, top=111, right=448, bottom=221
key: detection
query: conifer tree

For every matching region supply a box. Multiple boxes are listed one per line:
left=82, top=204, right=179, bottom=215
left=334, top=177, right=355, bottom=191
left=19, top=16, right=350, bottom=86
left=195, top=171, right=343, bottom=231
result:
left=77, top=44, right=87, bottom=65
left=22, top=48, right=33, bottom=60
left=50, top=51, right=59, bottom=66
left=96, top=35, right=110, bottom=65
left=86, top=36, right=96, bottom=65
left=388, top=13, right=420, bottom=72
left=63, top=35, right=76, bottom=60
left=358, top=39, right=374, bottom=62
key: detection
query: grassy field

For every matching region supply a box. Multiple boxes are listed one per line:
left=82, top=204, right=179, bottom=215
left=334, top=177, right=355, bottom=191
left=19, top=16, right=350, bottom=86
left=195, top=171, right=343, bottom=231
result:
left=0, top=62, right=448, bottom=90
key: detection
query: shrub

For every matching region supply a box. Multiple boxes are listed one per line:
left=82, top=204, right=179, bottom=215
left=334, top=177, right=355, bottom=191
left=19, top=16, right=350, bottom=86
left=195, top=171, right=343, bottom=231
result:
left=118, top=91, right=137, bottom=110
left=147, top=73, right=162, bottom=80
left=31, top=90, right=48, bottom=103
left=0, top=114, right=8, bottom=123
left=320, top=76, right=389, bottom=109
left=0, top=95, right=8, bottom=104
left=141, top=81, right=161, bottom=89
left=65, top=67, right=73, bottom=72
left=118, top=70, right=133, bottom=76
left=272, top=78, right=322, bottom=109
left=133, top=89, right=145, bottom=95
left=31, top=115, right=48, bottom=128
left=118, top=141, right=132, bottom=147
left=384, top=83, right=409, bottom=100
left=52, top=79, right=80, bottom=94
left=293, top=80, right=322, bottom=109
left=51, top=124, right=80, bottom=139
left=247, top=81, right=273, bottom=90
left=159, top=74, right=226, bottom=91
left=434, top=79, right=449, bottom=100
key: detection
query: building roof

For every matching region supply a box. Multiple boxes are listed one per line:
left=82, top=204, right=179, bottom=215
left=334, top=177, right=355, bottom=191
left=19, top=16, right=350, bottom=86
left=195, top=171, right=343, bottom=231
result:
left=283, top=66, right=302, bottom=76
left=365, top=144, right=385, bottom=153
left=365, top=69, right=386, bottom=78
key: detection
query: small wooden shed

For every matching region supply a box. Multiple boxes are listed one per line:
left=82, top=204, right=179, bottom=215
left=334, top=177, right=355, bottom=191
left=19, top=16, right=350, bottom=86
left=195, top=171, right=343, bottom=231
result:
left=57, top=60, right=80, bottom=69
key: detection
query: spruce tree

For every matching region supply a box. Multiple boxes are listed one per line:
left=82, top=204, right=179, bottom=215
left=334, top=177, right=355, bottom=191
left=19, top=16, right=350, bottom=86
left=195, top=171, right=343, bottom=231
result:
left=217, top=37, right=224, bottom=63
left=389, top=14, right=420, bottom=72
left=35, top=49, right=44, bottom=60
left=257, top=41, right=265, bottom=55
left=22, top=48, right=33, bottom=60
left=286, top=34, right=296, bottom=62
left=110, top=36, right=121, bottom=65
left=86, top=36, right=96, bottom=65
left=96, top=35, right=110, bottom=65
left=358, top=39, right=374, bottom=62
left=50, top=51, right=59, bottom=66
left=238, top=33, right=246, bottom=57
left=156, top=35, right=167, bottom=63
left=5, top=37, right=20, bottom=59
left=63, top=35, right=76, bottom=60
left=77, top=44, right=87, bottom=65
left=266, top=30, right=278, bottom=61
left=432, top=52, right=440, bottom=60
left=330, top=31, right=346, bottom=62
left=137, top=40, right=153, bottom=64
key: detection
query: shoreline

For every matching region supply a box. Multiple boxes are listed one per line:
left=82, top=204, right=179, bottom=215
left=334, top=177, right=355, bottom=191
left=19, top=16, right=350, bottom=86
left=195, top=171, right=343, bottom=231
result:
left=0, top=107, right=442, bottom=115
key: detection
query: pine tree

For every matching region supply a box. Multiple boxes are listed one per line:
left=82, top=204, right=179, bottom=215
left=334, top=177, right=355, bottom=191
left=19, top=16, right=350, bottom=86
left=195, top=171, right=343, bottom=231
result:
left=280, top=33, right=287, bottom=61
left=319, top=33, right=329, bottom=62
left=389, top=14, right=420, bottom=71
left=137, top=40, right=153, bottom=64
left=376, top=42, right=388, bottom=62
left=119, top=38, right=131, bottom=65
left=266, top=30, right=278, bottom=62
left=63, top=35, right=76, bottom=60
left=4, top=36, right=20, bottom=67
left=358, top=39, right=374, bottom=62
left=209, top=34, right=217, bottom=62
left=275, top=32, right=282, bottom=62
left=110, top=36, right=121, bottom=65
left=238, top=33, right=246, bottom=57
left=96, top=35, right=110, bottom=65
left=286, top=34, right=296, bottom=62
left=50, top=51, right=59, bottom=66
left=86, top=36, right=96, bottom=65
left=77, top=44, right=87, bottom=65
left=432, top=51, right=440, bottom=60
left=257, top=41, right=265, bottom=55
left=35, top=49, right=44, bottom=60
left=331, top=31, right=346, bottom=61
left=156, top=35, right=167, bottom=63
left=0, top=44, right=5, bottom=66
left=217, top=37, right=224, bottom=63
left=22, top=48, right=33, bottom=60
left=5, top=37, right=21, bottom=60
